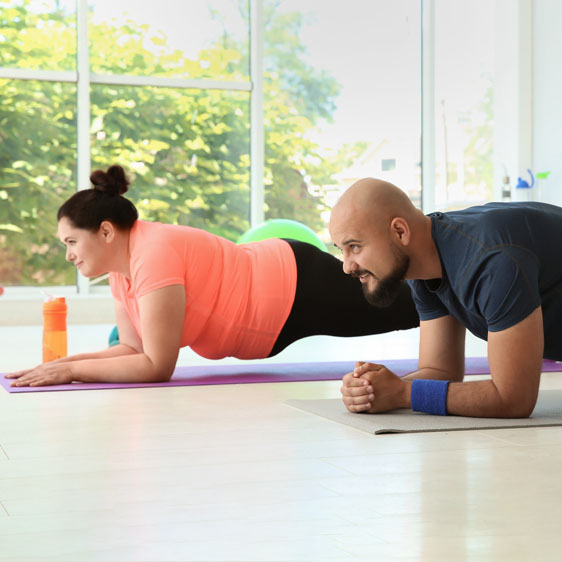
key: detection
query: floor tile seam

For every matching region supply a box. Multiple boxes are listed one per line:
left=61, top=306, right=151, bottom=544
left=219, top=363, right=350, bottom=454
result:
left=0, top=432, right=362, bottom=449
left=0, top=487, right=343, bottom=508
left=1, top=489, right=351, bottom=514
left=0, top=472, right=343, bottom=488
left=312, top=438, right=549, bottom=466
left=0, top=450, right=370, bottom=469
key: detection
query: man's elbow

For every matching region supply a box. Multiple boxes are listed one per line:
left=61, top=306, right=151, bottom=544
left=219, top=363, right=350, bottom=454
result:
left=501, top=398, right=537, bottom=419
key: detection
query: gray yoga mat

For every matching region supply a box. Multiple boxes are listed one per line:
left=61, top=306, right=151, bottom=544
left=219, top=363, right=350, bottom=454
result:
left=286, top=389, right=562, bottom=434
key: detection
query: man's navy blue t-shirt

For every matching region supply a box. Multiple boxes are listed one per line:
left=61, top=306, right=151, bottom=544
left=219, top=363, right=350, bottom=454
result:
left=407, top=202, right=562, bottom=360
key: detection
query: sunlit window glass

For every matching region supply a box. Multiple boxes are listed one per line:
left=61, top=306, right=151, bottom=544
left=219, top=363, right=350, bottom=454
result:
left=91, top=86, right=251, bottom=240
left=433, top=0, right=495, bottom=209
left=88, top=0, right=249, bottom=80
left=0, top=80, right=77, bottom=286
left=0, top=0, right=76, bottom=71
left=263, top=0, right=421, bottom=244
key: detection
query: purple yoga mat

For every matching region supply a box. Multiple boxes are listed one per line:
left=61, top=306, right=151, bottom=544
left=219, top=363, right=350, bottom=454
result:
left=1, top=357, right=560, bottom=393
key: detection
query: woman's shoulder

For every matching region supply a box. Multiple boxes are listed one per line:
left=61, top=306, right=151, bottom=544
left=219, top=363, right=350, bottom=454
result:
left=133, top=220, right=213, bottom=241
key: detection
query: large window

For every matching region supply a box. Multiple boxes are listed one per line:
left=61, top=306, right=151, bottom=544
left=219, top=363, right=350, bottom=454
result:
left=431, top=0, right=496, bottom=210
left=263, top=0, right=422, bottom=235
left=89, top=1, right=249, bottom=80
left=90, top=85, right=251, bottom=240
left=0, top=0, right=78, bottom=286
left=1, top=0, right=506, bottom=289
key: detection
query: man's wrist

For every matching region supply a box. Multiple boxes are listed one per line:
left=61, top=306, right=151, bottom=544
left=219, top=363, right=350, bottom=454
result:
left=410, top=379, right=450, bottom=415
left=402, top=380, right=412, bottom=409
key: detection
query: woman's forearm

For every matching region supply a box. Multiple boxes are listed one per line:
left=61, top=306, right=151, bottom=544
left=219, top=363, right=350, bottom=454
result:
left=49, top=344, right=139, bottom=364
left=67, top=351, right=174, bottom=383
left=44, top=344, right=138, bottom=365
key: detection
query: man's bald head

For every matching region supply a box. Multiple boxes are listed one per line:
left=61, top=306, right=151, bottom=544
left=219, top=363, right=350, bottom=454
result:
left=329, top=178, right=440, bottom=294
left=331, top=178, right=417, bottom=236
left=329, top=178, right=420, bottom=306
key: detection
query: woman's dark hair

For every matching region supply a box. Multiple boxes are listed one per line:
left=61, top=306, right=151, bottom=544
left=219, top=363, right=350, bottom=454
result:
left=57, top=165, right=138, bottom=231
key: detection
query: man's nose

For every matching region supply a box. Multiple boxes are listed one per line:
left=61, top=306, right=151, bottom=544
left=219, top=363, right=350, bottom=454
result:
left=342, top=255, right=357, bottom=276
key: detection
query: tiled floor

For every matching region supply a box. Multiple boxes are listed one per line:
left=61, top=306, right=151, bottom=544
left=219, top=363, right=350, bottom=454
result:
left=1, top=325, right=562, bottom=561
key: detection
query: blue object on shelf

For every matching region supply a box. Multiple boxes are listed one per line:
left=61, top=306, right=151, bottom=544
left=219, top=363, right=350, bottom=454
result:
left=516, top=169, right=535, bottom=189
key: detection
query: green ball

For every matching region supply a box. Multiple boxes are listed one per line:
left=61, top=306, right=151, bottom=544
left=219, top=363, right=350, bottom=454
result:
left=237, top=219, right=327, bottom=252
left=108, top=325, right=120, bottom=347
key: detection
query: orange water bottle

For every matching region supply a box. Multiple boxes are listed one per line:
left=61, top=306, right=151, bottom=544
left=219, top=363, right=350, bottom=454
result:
left=42, top=297, right=68, bottom=363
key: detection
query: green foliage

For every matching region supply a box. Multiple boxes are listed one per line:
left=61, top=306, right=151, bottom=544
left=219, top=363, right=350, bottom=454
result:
left=462, top=84, right=494, bottom=200
left=0, top=0, right=363, bottom=285
left=0, top=78, right=76, bottom=285
left=0, top=1, right=76, bottom=71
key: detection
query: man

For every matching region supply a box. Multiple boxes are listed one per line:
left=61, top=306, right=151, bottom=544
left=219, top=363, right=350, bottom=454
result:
left=329, top=177, right=562, bottom=418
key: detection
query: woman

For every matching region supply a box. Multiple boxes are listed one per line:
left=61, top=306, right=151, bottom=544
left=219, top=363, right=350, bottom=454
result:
left=7, top=165, right=419, bottom=387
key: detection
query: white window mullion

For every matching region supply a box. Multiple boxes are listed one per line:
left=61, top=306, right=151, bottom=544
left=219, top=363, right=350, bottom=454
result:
left=90, top=73, right=250, bottom=91
left=76, top=0, right=90, bottom=295
left=250, top=0, right=265, bottom=227
left=0, top=68, right=76, bottom=81
left=421, top=0, right=435, bottom=214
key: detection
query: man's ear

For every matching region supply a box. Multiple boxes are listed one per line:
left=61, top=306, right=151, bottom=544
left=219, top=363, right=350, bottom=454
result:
left=390, top=217, right=410, bottom=246
left=99, top=221, right=116, bottom=243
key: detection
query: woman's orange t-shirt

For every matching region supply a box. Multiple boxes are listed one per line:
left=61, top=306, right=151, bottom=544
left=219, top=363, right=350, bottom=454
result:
left=109, top=221, right=297, bottom=360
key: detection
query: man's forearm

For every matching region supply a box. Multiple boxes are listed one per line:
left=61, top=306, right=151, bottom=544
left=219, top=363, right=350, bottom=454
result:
left=446, top=379, right=536, bottom=418
left=402, top=367, right=464, bottom=382
left=402, top=378, right=537, bottom=418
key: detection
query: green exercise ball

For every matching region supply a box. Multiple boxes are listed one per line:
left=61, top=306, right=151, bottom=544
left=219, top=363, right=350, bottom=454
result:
left=237, top=219, right=327, bottom=252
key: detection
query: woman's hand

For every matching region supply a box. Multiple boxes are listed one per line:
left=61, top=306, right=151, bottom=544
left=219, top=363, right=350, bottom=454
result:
left=5, top=362, right=74, bottom=387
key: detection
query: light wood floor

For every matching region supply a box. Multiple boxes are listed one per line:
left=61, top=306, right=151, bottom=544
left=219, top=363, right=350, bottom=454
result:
left=1, top=325, right=562, bottom=561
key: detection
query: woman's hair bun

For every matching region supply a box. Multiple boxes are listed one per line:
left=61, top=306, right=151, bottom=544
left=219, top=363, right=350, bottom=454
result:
left=90, top=165, right=130, bottom=196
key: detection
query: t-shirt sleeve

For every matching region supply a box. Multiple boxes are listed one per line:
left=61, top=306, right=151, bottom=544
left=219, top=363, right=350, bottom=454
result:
left=407, top=280, right=450, bottom=321
left=473, top=249, right=541, bottom=332
left=109, top=272, right=123, bottom=302
left=131, top=243, right=186, bottom=298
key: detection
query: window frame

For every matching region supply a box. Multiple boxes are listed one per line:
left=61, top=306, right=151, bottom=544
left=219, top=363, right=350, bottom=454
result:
left=0, top=0, right=533, bottom=298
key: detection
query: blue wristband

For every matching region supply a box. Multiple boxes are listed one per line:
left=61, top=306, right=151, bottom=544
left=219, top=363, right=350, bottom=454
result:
left=411, top=379, right=450, bottom=416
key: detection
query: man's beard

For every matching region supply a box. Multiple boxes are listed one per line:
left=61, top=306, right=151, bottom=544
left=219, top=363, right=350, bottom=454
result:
left=361, top=247, right=410, bottom=308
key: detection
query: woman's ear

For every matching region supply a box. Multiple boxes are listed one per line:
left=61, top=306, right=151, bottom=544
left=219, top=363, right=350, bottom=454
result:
left=99, top=221, right=116, bottom=243
left=390, top=217, right=411, bottom=246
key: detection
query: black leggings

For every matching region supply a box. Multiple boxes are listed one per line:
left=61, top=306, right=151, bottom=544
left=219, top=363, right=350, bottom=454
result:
left=268, top=240, right=420, bottom=357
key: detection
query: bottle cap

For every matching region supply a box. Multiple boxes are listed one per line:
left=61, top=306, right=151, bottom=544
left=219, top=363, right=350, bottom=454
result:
left=43, top=297, right=67, bottom=330
left=43, top=296, right=66, bottom=308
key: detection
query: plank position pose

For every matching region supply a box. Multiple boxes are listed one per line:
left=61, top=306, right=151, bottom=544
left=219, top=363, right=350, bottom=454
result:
left=331, top=177, right=562, bottom=418
left=6, top=166, right=418, bottom=387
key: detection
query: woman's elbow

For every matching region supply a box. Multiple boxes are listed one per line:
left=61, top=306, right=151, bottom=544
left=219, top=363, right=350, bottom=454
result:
left=144, top=360, right=175, bottom=383
left=152, top=367, right=174, bottom=383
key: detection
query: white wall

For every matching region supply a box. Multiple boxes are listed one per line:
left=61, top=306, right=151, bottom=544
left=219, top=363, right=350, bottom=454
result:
left=533, top=0, right=562, bottom=205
